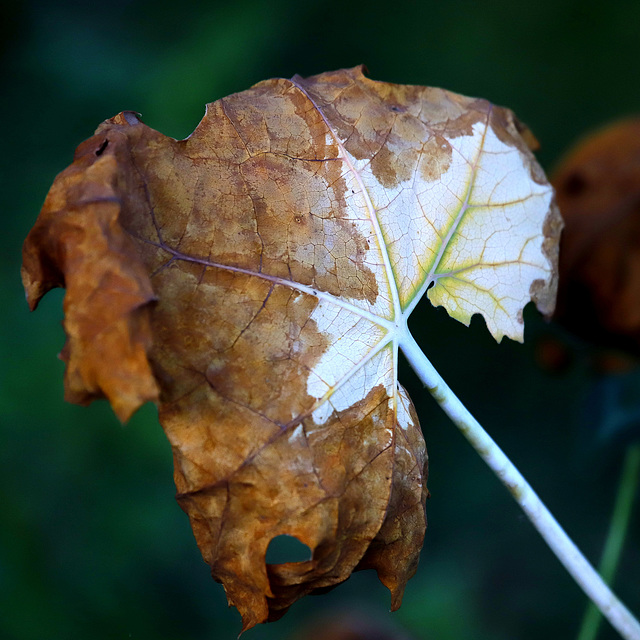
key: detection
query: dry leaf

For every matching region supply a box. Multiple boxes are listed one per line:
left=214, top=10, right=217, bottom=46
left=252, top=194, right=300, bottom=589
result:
left=21, top=118, right=159, bottom=421
left=22, top=66, right=560, bottom=630
left=552, top=118, right=640, bottom=352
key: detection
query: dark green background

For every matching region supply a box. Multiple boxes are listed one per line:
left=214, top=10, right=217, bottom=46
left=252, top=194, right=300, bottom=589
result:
left=2, top=1, right=639, bottom=638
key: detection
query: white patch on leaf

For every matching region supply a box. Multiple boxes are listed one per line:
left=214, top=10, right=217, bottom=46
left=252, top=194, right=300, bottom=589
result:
left=306, top=298, right=389, bottom=424
left=335, top=120, right=552, bottom=342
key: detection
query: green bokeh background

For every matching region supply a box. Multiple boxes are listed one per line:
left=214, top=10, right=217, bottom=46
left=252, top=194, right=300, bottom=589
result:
left=2, top=1, right=639, bottom=639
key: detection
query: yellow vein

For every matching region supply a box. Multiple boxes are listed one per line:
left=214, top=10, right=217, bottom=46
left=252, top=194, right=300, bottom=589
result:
left=402, top=110, right=491, bottom=320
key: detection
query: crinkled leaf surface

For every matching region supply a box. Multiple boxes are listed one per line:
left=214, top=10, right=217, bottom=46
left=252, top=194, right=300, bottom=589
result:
left=22, top=66, right=560, bottom=630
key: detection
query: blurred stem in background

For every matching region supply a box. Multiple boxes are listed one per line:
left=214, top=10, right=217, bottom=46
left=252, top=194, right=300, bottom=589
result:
left=577, top=445, right=640, bottom=640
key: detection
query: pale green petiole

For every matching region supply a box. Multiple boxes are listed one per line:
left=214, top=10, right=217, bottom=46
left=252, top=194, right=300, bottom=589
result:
left=399, top=329, right=640, bottom=640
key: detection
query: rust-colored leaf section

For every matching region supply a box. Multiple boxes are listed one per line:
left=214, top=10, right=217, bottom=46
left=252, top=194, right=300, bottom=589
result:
left=552, top=118, right=640, bottom=352
left=22, top=114, right=159, bottom=421
left=24, top=64, right=559, bottom=629
left=354, top=387, right=428, bottom=611
left=28, top=66, right=580, bottom=630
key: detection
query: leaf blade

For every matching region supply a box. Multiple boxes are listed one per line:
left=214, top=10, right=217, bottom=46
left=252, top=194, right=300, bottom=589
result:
left=22, top=66, right=559, bottom=631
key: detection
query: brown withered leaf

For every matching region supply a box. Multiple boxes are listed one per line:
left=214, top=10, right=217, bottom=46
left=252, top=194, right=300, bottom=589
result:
left=22, top=66, right=559, bottom=630
left=552, top=118, right=640, bottom=353
left=21, top=116, right=159, bottom=422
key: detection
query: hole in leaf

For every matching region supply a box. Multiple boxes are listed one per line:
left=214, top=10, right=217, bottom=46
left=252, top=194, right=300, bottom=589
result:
left=95, top=139, right=109, bottom=156
left=266, top=534, right=312, bottom=565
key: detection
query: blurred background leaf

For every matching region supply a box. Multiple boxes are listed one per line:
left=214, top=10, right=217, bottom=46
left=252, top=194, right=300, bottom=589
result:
left=3, top=1, right=640, bottom=639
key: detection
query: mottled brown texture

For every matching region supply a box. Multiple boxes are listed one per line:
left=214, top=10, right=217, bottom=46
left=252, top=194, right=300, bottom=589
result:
left=552, top=118, right=640, bottom=352
left=21, top=126, right=159, bottom=421
left=293, top=66, right=493, bottom=191
left=22, top=66, right=555, bottom=631
left=355, top=387, right=428, bottom=610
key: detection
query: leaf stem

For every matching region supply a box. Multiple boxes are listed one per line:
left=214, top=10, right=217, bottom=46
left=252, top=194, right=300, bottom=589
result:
left=399, top=330, right=640, bottom=640
left=576, top=444, right=640, bottom=640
